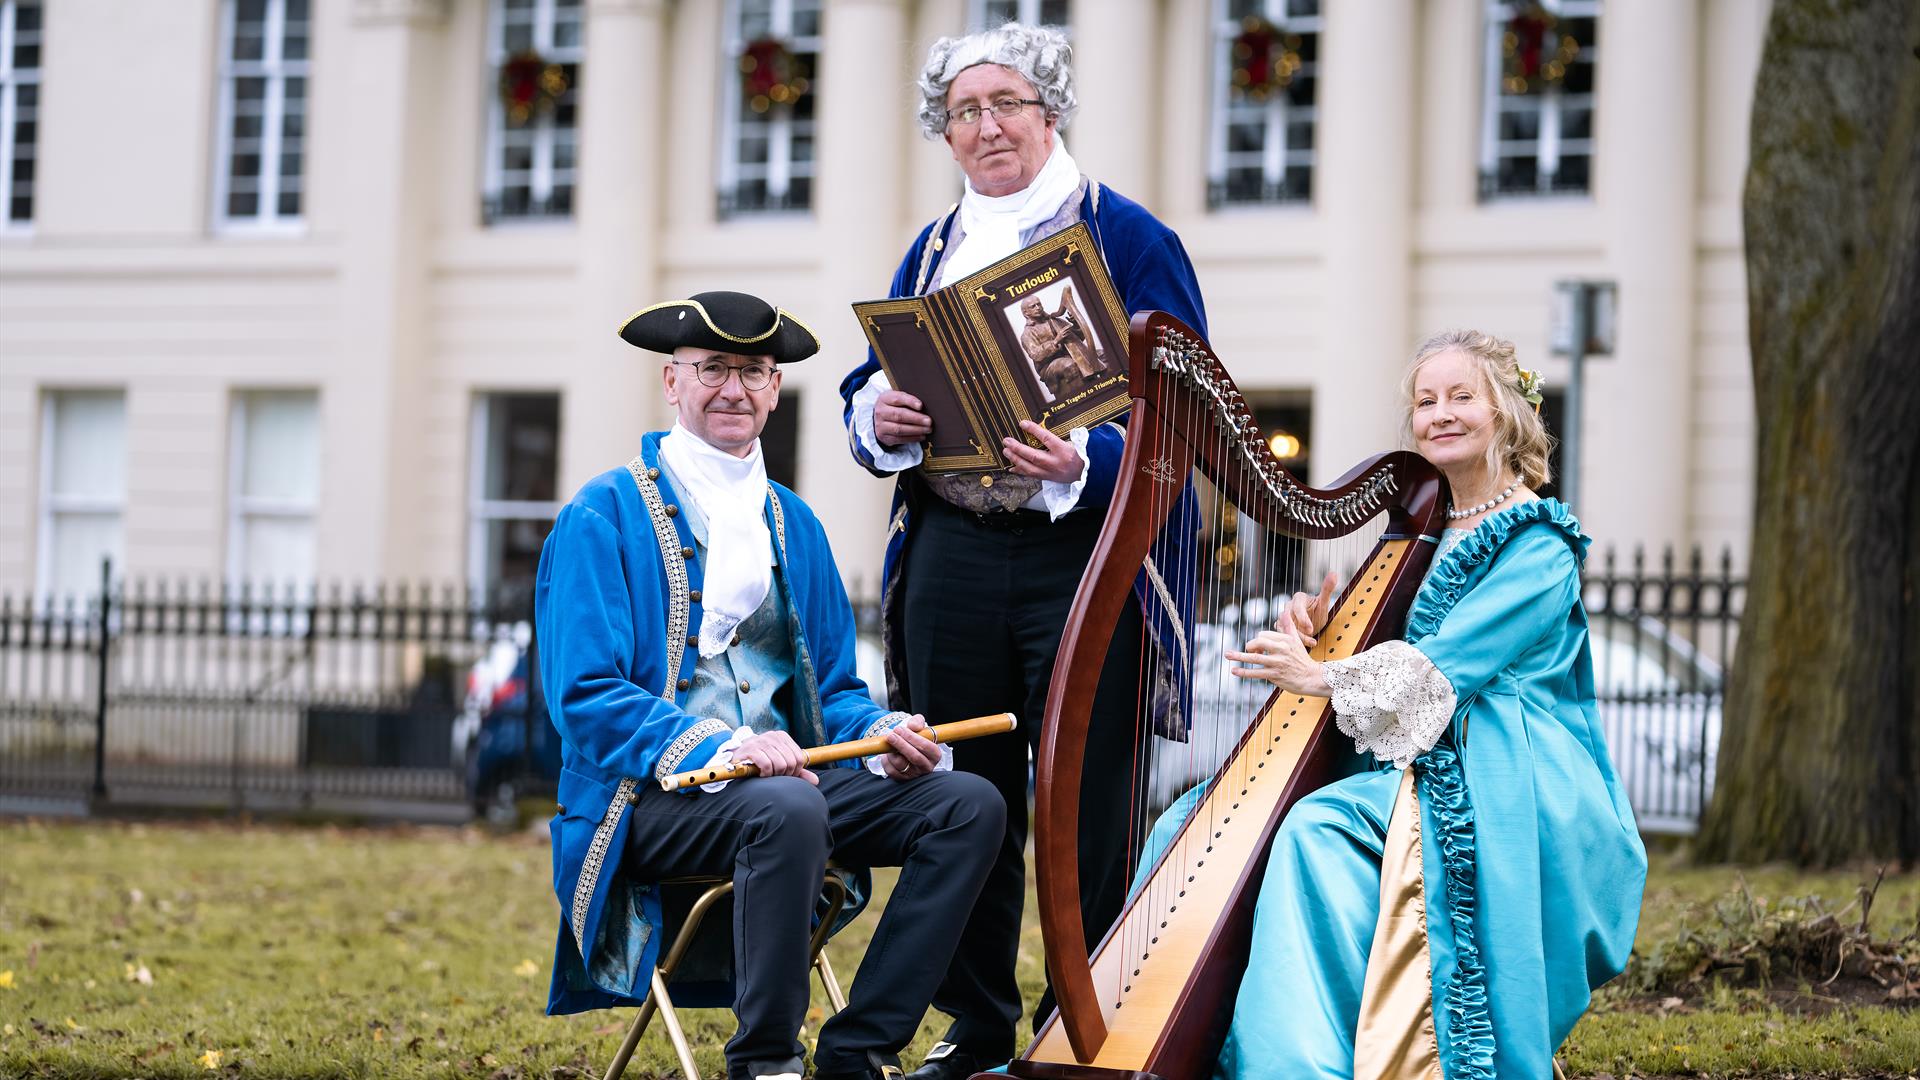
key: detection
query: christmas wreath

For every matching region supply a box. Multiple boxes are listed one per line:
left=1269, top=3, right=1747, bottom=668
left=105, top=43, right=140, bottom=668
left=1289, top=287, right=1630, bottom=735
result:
left=1501, top=3, right=1581, bottom=95
left=1229, top=16, right=1303, bottom=102
left=739, top=37, right=810, bottom=113
left=499, top=49, right=569, bottom=127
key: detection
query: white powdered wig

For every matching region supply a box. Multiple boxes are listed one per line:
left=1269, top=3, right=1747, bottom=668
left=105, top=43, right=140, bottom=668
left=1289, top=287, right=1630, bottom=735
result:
left=915, top=22, right=1077, bottom=138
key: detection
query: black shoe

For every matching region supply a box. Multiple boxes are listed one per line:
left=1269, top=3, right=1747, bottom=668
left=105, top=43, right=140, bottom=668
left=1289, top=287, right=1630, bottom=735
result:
left=903, top=1042, right=999, bottom=1080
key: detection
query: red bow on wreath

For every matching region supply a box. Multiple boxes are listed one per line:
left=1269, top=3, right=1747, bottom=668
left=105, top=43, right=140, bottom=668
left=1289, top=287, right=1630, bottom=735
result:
left=499, top=49, right=569, bottom=127
left=1229, top=16, right=1302, bottom=102
left=1502, top=3, right=1580, bottom=95
left=740, top=36, right=810, bottom=113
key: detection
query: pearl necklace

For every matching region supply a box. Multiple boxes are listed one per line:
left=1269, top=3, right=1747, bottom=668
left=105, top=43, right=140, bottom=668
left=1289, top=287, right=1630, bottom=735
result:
left=1447, top=482, right=1518, bottom=520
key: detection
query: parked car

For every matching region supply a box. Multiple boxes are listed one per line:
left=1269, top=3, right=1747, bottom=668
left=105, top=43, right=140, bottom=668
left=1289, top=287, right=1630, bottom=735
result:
left=1151, top=601, right=1725, bottom=832
left=459, top=623, right=559, bottom=825
left=1588, top=614, right=1724, bottom=833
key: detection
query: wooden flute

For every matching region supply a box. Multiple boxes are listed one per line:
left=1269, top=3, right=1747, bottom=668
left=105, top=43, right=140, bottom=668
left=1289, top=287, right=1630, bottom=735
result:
left=656, top=712, right=1017, bottom=791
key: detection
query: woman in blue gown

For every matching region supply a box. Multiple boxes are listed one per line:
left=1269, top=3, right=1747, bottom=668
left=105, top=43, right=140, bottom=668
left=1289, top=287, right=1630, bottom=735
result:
left=1144, top=330, right=1646, bottom=1079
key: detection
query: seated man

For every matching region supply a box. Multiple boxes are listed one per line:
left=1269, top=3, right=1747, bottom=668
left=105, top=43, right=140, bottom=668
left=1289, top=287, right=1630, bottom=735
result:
left=538, top=291, right=1005, bottom=1080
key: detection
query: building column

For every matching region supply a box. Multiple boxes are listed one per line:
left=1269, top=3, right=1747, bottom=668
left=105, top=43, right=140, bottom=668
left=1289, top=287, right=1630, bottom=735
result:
left=812, top=0, right=911, bottom=577
left=1310, top=1, right=1416, bottom=485
left=326, top=0, right=449, bottom=580
left=1070, top=0, right=1157, bottom=206
left=1584, top=0, right=1698, bottom=553
left=568, top=0, right=669, bottom=483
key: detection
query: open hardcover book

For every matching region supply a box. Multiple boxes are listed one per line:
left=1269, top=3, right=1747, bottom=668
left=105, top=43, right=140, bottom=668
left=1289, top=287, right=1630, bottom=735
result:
left=853, top=222, right=1132, bottom=476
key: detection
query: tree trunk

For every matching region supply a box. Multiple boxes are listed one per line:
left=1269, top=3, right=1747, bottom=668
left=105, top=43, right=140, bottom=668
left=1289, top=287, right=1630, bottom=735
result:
left=1696, top=0, right=1920, bottom=866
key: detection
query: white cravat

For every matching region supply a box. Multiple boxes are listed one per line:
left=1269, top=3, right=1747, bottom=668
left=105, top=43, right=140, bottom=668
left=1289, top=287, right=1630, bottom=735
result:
left=658, top=423, right=772, bottom=658
left=937, top=138, right=1082, bottom=287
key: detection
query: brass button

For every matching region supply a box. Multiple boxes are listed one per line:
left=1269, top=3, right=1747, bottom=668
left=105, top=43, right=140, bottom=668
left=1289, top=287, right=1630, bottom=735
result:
left=981, top=475, right=994, bottom=487
left=676, top=678, right=690, bottom=692
left=647, top=467, right=660, bottom=480
left=729, top=634, right=740, bottom=647
left=665, top=505, right=679, bottom=517
left=686, top=634, right=699, bottom=647
left=681, top=546, right=694, bottom=559
left=556, top=803, right=566, bottom=815
left=689, top=589, right=702, bottom=603
left=738, top=680, right=751, bottom=693
left=932, top=238, right=944, bottom=251
left=627, top=790, right=641, bottom=804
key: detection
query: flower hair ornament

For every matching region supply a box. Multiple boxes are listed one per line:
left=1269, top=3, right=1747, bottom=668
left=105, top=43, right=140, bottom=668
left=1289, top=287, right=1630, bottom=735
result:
left=1516, top=367, right=1545, bottom=412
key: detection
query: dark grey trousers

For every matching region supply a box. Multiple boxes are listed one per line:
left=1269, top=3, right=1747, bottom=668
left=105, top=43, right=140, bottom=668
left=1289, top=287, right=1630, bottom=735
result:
left=623, top=766, right=1004, bottom=1078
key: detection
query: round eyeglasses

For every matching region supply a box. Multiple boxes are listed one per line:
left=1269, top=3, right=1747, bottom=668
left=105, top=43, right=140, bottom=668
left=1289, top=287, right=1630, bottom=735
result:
left=674, top=359, right=776, bottom=391
left=944, top=97, right=1045, bottom=128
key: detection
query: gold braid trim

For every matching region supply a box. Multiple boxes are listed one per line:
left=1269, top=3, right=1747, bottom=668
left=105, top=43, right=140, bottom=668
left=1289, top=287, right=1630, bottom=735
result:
left=862, top=710, right=914, bottom=740
left=571, top=776, right=637, bottom=948
left=567, top=456, right=694, bottom=958
left=628, top=457, right=692, bottom=697
left=654, top=717, right=731, bottom=781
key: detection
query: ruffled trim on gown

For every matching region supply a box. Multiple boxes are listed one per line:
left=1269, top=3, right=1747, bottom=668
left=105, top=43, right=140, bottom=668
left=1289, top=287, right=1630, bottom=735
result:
left=1404, top=499, right=1586, bottom=1080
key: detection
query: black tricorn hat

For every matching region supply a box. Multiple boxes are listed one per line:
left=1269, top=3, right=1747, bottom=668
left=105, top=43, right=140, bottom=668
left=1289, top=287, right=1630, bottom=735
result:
left=617, top=291, right=820, bottom=365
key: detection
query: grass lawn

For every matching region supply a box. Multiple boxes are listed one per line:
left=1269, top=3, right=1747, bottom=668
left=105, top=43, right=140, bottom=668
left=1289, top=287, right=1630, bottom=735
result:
left=1, top=819, right=1915, bottom=1079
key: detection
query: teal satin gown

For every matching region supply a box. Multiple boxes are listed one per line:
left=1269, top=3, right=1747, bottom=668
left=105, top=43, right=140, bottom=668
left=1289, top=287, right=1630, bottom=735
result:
left=1134, top=500, right=1646, bottom=1079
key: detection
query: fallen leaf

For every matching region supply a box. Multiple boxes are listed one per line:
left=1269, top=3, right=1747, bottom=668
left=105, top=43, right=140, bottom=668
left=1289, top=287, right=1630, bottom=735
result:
left=64, top=1016, right=82, bottom=1031
left=129, top=888, right=144, bottom=905
left=126, top=963, right=154, bottom=986
left=512, top=959, right=539, bottom=978
left=198, top=1048, right=223, bottom=1069
left=0, top=970, right=13, bottom=989
left=3, top=1023, right=14, bottom=1036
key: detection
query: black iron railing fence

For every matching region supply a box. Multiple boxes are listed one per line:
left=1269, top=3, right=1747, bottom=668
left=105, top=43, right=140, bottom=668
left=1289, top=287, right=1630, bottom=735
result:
left=0, top=562, right=539, bottom=819
left=1, top=548, right=1741, bottom=830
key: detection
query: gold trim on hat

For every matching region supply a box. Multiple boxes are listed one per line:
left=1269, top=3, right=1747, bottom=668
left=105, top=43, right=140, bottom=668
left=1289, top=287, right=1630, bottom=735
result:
left=617, top=298, right=820, bottom=354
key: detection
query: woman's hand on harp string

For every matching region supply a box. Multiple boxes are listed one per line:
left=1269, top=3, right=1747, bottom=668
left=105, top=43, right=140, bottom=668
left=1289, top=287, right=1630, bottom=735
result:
left=1226, top=626, right=1332, bottom=697
left=1003, top=420, right=1084, bottom=484
left=875, top=715, right=942, bottom=782
left=735, top=729, right=819, bottom=785
left=1279, top=571, right=1340, bottom=646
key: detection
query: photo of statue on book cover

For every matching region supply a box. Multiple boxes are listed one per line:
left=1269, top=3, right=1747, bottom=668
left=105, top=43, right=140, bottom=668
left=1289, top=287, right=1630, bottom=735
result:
left=1002, top=281, right=1108, bottom=405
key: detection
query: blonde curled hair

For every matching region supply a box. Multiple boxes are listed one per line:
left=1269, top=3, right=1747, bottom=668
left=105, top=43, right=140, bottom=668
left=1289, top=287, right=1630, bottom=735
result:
left=1399, top=329, right=1554, bottom=489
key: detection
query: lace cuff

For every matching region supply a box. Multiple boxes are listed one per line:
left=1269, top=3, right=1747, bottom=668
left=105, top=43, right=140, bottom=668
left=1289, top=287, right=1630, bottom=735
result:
left=1323, top=640, right=1456, bottom=769
left=695, top=724, right=755, bottom=793
left=1036, top=426, right=1092, bottom=520
left=850, top=372, right=925, bottom=472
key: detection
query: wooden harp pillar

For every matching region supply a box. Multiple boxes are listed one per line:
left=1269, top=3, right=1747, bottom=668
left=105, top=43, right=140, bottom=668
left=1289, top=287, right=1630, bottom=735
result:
left=992, top=312, right=1447, bottom=1080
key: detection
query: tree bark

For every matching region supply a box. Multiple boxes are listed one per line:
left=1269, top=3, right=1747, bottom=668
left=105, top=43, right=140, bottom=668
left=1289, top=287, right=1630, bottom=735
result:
left=1697, top=0, right=1920, bottom=866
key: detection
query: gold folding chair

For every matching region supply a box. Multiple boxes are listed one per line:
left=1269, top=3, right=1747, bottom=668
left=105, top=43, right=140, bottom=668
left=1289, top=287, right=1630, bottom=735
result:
left=601, top=871, right=851, bottom=1080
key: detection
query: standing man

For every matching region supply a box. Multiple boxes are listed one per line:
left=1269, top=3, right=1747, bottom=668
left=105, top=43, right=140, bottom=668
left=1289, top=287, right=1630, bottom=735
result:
left=837, top=24, right=1207, bottom=1080
left=540, top=291, right=1004, bottom=1080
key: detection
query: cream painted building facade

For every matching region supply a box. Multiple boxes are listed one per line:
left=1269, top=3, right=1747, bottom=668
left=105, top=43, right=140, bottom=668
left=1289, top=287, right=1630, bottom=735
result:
left=0, top=0, right=1766, bottom=603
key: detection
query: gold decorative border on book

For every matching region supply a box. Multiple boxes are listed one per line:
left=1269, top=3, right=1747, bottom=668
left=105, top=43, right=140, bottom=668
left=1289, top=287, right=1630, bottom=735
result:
left=855, top=297, right=999, bottom=472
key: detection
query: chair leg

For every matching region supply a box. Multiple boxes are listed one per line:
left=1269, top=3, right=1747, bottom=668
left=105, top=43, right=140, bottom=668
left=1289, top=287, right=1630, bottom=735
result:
left=814, top=950, right=848, bottom=1014
left=1553, top=1059, right=1570, bottom=1080
left=601, top=995, right=659, bottom=1080
left=649, top=967, right=702, bottom=1080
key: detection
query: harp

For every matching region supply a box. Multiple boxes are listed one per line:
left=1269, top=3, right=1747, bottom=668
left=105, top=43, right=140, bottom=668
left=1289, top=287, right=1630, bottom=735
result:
left=994, top=312, right=1447, bottom=1079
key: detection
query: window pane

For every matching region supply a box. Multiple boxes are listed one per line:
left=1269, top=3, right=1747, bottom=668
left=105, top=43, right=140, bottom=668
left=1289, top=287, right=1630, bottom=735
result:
left=482, top=394, right=560, bottom=503
left=241, top=516, right=316, bottom=585
left=50, top=513, right=124, bottom=601
left=50, top=392, right=128, bottom=499
left=479, top=518, right=554, bottom=595
left=1039, top=0, right=1070, bottom=26
left=240, top=391, right=321, bottom=502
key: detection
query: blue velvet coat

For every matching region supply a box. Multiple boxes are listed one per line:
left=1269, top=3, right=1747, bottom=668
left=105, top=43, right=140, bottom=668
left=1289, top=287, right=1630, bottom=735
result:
left=534, top=432, right=901, bottom=1015
left=836, top=181, right=1208, bottom=719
